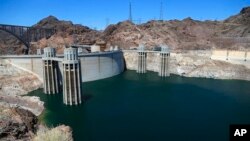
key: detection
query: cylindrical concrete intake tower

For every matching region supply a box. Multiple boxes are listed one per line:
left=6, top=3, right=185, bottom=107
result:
left=62, top=47, right=82, bottom=105
left=137, top=45, right=147, bottom=73
left=159, top=46, right=170, bottom=77
left=42, top=47, right=59, bottom=94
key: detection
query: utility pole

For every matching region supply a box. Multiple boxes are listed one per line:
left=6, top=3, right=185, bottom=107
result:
left=138, top=18, right=141, bottom=24
left=160, top=1, right=163, bottom=21
left=106, top=18, right=110, bottom=28
left=129, top=2, right=133, bottom=22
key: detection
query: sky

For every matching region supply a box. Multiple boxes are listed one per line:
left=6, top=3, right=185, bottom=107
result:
left=0, top=0, right=249, bottom=30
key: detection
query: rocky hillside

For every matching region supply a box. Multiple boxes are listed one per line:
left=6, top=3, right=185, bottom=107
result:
left=31, top=16, right=101, bottom=54
left=103, top=6, right=250, bottom=50
left=0, top=7, right=249, bottom=54
left=0, top=16, right=101, bottom=55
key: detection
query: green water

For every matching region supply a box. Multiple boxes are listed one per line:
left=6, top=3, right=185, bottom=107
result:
left=28, top=70, right=250, bottom=141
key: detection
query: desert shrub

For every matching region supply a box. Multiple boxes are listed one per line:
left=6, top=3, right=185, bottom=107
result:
left=33, top=125, right=72, bottom=141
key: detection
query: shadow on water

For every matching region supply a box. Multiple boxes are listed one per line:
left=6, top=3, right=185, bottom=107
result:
left=82, top=94, right=93, bottom=101
left=27, top=70, right=250, bottom=141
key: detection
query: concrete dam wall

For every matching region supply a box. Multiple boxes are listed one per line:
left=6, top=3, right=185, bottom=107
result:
left=0, top=51, right=125, bottom=82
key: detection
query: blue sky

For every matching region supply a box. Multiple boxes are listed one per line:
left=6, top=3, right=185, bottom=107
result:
left=0, top=0, right=249, bottom=29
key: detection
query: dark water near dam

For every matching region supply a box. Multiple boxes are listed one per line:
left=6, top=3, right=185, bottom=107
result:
left=28, top=70, right=250, bottom=141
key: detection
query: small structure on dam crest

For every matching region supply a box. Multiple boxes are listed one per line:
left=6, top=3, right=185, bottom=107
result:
left=42, top=47, right=59, bottom=94
left=62, top=47, right=82, bottom=105
left=137, top=44, right=147, bottom=73
left=159, top=46, right=170, bottom=77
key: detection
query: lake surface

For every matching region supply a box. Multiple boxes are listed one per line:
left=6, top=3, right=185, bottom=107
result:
left=28, top=70, right=250, bottom=141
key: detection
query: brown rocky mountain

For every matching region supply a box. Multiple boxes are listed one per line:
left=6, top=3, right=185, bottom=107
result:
left=103, top=6, right=250, bottom=50
left=0, top=15, right=101, bottom=54
left=0, top=7, right=249, bottom=54
left=30, top=16, right=101, bottom=54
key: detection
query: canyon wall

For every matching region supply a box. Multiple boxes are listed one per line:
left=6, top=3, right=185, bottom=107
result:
left=123, top=50, right=250, bottom=81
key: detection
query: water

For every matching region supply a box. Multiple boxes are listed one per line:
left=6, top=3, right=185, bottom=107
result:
left=28, top=70, right=250, bottom=141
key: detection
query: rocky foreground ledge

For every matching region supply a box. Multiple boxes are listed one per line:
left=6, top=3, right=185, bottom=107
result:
left=0, top=106, right=73, bottom=141
left=0, top=64, right=73, bottom=141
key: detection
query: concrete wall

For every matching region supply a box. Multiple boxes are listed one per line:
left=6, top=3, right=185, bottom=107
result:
left=79, top=51, right=124, bottom=82
left=0, top=51, right=125, bottom=82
